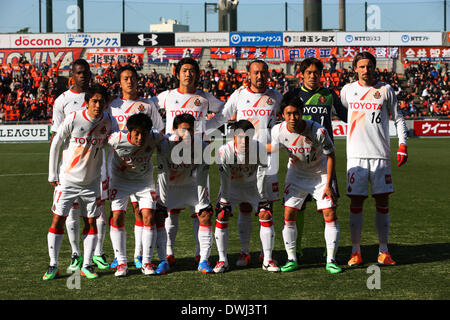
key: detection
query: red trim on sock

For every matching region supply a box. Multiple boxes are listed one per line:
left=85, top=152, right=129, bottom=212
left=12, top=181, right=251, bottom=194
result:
left=350, top=207, right=363, bottom=214
left=216, top=220, right=228, bottom=229
left=260, top=220, right=273, bottom=227
left=135, top=220, right=144, bottom=227
left=325, top=218, right=337, bottom=223
left=48, top=227, right=64, bottom=234
left=376, top=206, right=389, bottom=214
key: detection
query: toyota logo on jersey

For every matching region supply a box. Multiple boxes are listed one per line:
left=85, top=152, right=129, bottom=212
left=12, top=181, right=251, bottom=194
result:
left=137, top=34, right=158, bottom=46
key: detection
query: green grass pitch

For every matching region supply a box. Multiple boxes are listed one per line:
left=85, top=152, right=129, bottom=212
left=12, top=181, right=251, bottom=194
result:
left=0, top=138, right=449, bottom=301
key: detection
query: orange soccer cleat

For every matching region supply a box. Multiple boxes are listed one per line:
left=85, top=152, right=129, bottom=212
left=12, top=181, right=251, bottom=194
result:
left=377, top=252, right=396, bottom=265
left=348, top=251, right=363, bottom=266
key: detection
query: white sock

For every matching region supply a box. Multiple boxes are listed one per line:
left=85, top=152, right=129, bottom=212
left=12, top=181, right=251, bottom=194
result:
left=198, top=223, right=212, bottom=262
left=214, top=219, right=229, bottom=263
left=94, top=204, right=107, bottom=256
left=165, top=211, right=179, bottom=256
left=282, top=219, right=297, bottom=261
left=324, top=219, right=340, bottom=263
left=110, top=224, right=127, bottom=265
left=134, top=221, right=143, bottom=258
left=48, top=227, right=64, bottom=267
left=65, top=207, right=80, bottom=255
left=192, top=214, right=200, bottom=257
left=156, top=225, right=167, bottom=261
left=238, top=211, right=252, bottom=254
left=375, top=207, right=390, bottom=253
left=82, top=228, right=98, bottom=268
left=259, top=218, right=275, bottom=264
left=349, top=207, right=363, bottom=253
left=142, top=224, right=157, bottom=264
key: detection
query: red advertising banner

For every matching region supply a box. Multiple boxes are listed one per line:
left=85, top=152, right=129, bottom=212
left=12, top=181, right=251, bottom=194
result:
left=0, top=48, right=83, bottom=70
left=146, top=47, right=202, bottom=63
left=401, top=47, right=450, bottom=62
left=211, top=47, right=267, bottom=60
left=413, top=120, right=450, bottom=136
left=339, top=47, right=399, bottom=62
left=86, top=48, right=145, bottom=67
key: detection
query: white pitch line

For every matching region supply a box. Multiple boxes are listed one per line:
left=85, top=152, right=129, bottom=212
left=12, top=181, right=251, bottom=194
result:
left=0, top=172, right=47, bottom=177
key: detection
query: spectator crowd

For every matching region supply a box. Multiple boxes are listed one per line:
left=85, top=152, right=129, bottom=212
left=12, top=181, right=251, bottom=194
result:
left=1, top=56, right=449, bottom=124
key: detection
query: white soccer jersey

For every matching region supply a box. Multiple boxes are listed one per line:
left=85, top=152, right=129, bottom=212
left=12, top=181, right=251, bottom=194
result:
left=220, top=86, right=282, bottom=143
left=107, top=129, right=163, bottom=182
left=340, top=81, right=408, bottom=159
left=157, top=134, right=210, bottom=211
left=108, top=96, right=164, bottom=133
left=216, top=140, right=268, bottom=204
left=152, top=89, right=224, bottom=135
left=271, top=120, right=335, bottom=175
left=51, top=89, right=86, bottom=133
left=49, top=110, right=118, bottom=187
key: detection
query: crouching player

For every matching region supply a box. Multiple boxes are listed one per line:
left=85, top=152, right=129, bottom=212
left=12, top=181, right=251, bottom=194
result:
left=44, top=84, right=118, bottom=280
left=214, top=120, right=279, bottom=273
left=270, top=92, right=342, bottom=274
left=107, top=113, right=164, bottom=277
left=157, top=113, right=214, bottom=274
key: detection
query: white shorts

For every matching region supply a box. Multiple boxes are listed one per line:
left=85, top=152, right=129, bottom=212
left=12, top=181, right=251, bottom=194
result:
left=52, top=183, right=101, bottom=218
left=217, top=183, right=260, bottom=213
left=166, top=184, right=198, bottom=213
left=258, top=154, right=280, bottom=202
left=346, top=158, right=394, bottom=197
left=109, top=177, right=157, bottom=212
left=283, top=169, right=336, bottom=211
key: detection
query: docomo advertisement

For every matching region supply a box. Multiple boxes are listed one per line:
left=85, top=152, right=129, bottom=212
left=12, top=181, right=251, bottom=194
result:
left=413, top=120, right=450, bottom=136
left=332, top=121, right=398, bottom=138
left=10, top=34, right=67, bottom=48
left=0, top=125, right=50, bottom=142
left=0, top=48, right=83, bottom=70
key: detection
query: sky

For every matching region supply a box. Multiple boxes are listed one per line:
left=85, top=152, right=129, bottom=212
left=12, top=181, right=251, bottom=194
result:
left=0, top=0, right=448, bottom=34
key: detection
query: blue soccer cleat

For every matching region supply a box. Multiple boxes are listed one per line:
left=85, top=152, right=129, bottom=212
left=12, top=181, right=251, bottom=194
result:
left=155, top=260, right=170, bottom=275
left=110, top=257, right=118, bottom=269
left=197, top=260, right=213, bottom=274
left=134, top=256, right=143, bottom=269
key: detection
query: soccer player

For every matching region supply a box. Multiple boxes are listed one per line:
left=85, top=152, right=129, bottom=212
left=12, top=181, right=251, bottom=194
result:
left=108, top=64, right=164, bottom=269
left=292, top=57, right=348, bottom=256
left=152, top=57, right=224, bottom=266
left=340, top=51, right=408, bottom=266
left=157, top=113, right=214, bottom=273
left=214, top=120, right=279, bottom=273
left=218, top=59, right=282, bottom=267
left=43, top=84, right=118, bottom=280
left=50, top=59, right=110, bottom=271
left=107, top=113, right=163, bottom=277
left=270, top=91, right=341, bottom=274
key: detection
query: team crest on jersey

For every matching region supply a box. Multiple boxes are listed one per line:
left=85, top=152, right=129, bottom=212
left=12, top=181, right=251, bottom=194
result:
left=138, top=104, right=145, bottom=112
left=194, top=98, right=201, bottom=106
left=319, top=95, right=326, bottom=103
left=304, top=137, right=312, bottom=144
left=373, top=91, right=381, bottom=99
left=267, top=98, right=273, bottom=105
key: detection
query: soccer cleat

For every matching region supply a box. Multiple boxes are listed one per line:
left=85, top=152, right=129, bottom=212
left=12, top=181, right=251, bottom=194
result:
left=93, top=254, right=109, bottom=270
left=378, top=252, right=396, bottom=265
left=348, top=251, right=363, bottom=266
left=134, top=256, right=143, bottom=269
left=194, top=255, right=200, bottom=265
left=326, top=261, right=342, bottom=274
left=213, top=261, right=229, bottom=273
left=198, top=260, right=213, bottom=274
left=141, top=263, right=156, bottom=276
left=114, top=264, right=128, bottom=277
left=155, top=261, right=170, bottom=275
left=68, top=253, right=83, bottom=271
left=81, top=265, right=99, bottom=279
left=262, top=260, right=280, bottom=272
left=166, top=255, right=175, bottom=267
left=42, top=266, right=60, bottom=280
left=236, top=252, right=251, bottom=267
left=110, top=257, right=118, bottom=269
left=281, top=260, right=300, bottom=272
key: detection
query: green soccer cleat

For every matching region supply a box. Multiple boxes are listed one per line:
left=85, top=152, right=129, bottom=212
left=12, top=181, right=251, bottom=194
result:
left=326, top=261, right=342, bottom=274
left=93, top=255, right=109, bottom=270
left=42, top=266, right=60, bottom=280
left=281, top=260, right=300, bottom=272
left=81, top=265, right=99, bottom=279
left=68, top=254, right=83, bottom=271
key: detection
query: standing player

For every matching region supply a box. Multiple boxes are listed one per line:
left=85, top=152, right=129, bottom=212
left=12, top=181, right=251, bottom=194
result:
left=43, top=84, right=118, bottom=280
left=292, top=57, right=348, bottom=257
left=270, top=92, right=342, bottom=274
left=340, top=51, right=408, bottom=266
left=218, top=59, right=282, bottom=267
left=50, top=59, right=110, bottom=271
left=214, top=120, right=279, bottom=273
left=108, top=65, right=164, bottom=269
left=157, top=113, right=214, bottom=274
left=107, top=113, right=163, bottom=277
left=152, top=58, right=224, bottom=266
